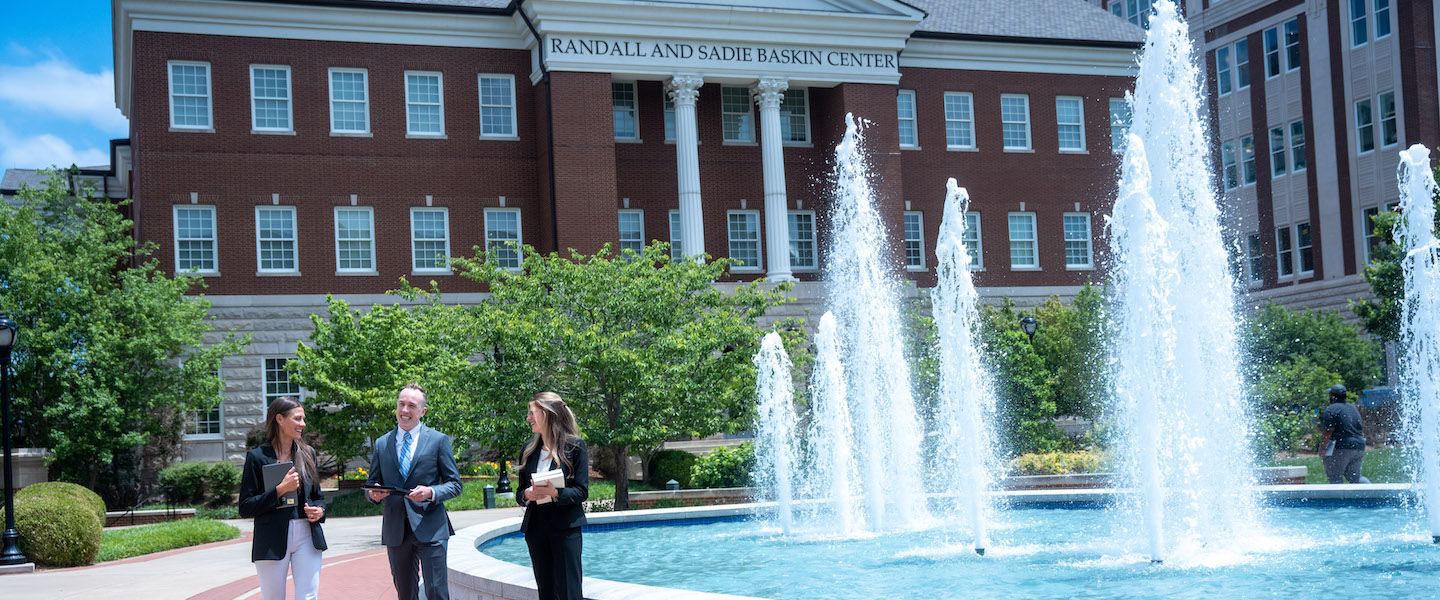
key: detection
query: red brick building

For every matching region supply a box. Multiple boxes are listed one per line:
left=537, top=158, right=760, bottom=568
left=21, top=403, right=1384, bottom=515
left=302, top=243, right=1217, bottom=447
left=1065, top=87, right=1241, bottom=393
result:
left=107, top=0, right=1141, bottom=460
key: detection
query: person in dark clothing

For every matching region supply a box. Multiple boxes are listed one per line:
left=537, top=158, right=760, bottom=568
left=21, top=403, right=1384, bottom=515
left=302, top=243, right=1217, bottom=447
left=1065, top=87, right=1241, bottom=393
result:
left=516, top=392, right=589, bottom=600
left=1319, top=384, right=1370, bottom=484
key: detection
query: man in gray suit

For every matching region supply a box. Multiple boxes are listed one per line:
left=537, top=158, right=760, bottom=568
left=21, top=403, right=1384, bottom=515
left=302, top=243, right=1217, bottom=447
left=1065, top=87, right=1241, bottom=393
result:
left=366, top=383, right=463, bottom=600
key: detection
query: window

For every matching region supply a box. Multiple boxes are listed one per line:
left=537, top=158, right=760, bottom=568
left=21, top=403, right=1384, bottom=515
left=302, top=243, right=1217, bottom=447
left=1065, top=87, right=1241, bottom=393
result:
left=1001, top=95, right=1031, bottom=151
left=1290, top=120, right=1307, bottom=171
left=168, top=61, right=212, bottom=129
left=1351, top=0, right=1368, bottom=47
left=722, top=86, right=754, bottom=143
left=334, top=207, right=375, bottom=272
left=184, top=365, right=222, bottom=438
left=1222, top=142, right=1239, bottom=190
left=1270, top=127, right=1287, bottom=177
left=478, top=74, right=517, bottom=137
left=1217, top=47, right=1233, bottom=96
left=618, top=209, right=644, bottom=255
left=484, top=208, right=522, bottom=269
left=788, top=211, right=817, bottom=270
left=1378, top=91, right=1397, bottom=147
left=963, top=212, right=983, bottom=270
left=405, top=71, right=444, bottom=136
left=1115, top=0, right=1155, bottom=28
left=329, top=68, right=369, bottom=134
left=1375, top=0, right=1391, bottom=38
left=1056, top=97, right=1085, bottom=152
left=175, top=205, right=217, bottom=273
left=1356, top=99, right=1375, bottom=153
left=1247, top=233, right=1264, bottom=283
left=1284, top=19, right=1302, bottom=71
left=668, top=210, right=684, bottom=260
left=1263, top=28, right=1281, bottom=78
left=1241, top=136, right=1256, bottom=185
left=903, top=212, right=925, bottom=270
left=726, top=211, right=761, bottom=270
left=1297, top=222, right=1314, bottom=274
left=780, top=89, right=810, bottom=144
left=1363, top=206, right=1382, bottom=261
left=1063, top=213, right=1093, bottom=268
left=410, top=208, right=450, bottom=273
left=664, top=94, right=677, bottom=142
left=1110, top=97, right=1132, bottom=154
left=1234, top=39, right=1251, bottom=89
left=897, top=90, right=918, bottom=147
left=1008, top=213, right=1038, bottom=269
left=250, top=65, right=291, bottom=132
left=944, top=92, right=975, bottom=149
left=264, top=358, right=300, bottom=405
left=613, top=82, right=638, bottom=140
left=256, top=206, right=297, bottom=273
left=1276, top=226, right=1295, bottom=277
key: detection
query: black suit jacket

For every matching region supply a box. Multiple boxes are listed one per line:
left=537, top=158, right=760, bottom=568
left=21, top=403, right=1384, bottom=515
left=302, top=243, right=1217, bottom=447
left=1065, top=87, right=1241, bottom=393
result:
left=516, top=437, right=589, bottom=533
left=238, top=444, right=328, bottom=562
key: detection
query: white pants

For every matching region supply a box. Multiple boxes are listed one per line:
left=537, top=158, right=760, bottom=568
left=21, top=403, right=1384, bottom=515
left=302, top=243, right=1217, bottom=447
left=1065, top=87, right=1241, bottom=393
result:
left=255, top=519, right=323, bottom=600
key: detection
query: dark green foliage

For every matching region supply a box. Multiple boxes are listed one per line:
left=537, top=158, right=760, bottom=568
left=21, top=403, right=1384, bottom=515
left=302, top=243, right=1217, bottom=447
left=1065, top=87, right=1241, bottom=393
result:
left=1243, top=304, right=1382, bottom=393
left=15, top=482, right=104, bottom=566
left=691, top=443, right=755, bottom=489
left=157, top=461, right=241, bottom=507
left=976, top=299, right=1068, bottom=455
left=1353, top=167, right=1440, bottom=341
left=647, top=449, right=699, bottom=489
left=97, top=519, right=240, bottom=562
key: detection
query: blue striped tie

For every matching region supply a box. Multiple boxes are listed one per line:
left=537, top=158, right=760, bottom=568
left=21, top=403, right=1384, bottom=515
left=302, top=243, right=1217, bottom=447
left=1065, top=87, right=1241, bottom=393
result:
left=399, top=431, right=413, bottom=481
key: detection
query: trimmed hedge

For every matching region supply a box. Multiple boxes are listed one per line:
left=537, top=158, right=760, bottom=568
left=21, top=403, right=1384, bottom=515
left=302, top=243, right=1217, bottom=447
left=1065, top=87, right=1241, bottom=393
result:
left=159, top=461, right=242, bottom=507
left=690, top=444, right=754, bottom=489
left=647, top=450, right=698, bottom=489
left=15, top=482, right=104, bottom=566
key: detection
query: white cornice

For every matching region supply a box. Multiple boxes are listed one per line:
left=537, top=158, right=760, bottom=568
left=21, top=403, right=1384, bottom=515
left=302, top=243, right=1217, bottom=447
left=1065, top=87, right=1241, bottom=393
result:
left=901, top=38, right=1140, bottom=78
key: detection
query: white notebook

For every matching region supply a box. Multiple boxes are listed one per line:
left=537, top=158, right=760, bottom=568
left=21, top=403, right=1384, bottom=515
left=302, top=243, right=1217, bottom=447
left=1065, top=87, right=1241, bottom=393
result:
left=532, top=469, right=565, bottom=504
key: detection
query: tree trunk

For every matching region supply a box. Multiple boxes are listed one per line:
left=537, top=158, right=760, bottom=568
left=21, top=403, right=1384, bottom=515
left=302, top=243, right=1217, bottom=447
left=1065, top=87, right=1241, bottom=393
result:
left=612, top=444, right=630, bottom=511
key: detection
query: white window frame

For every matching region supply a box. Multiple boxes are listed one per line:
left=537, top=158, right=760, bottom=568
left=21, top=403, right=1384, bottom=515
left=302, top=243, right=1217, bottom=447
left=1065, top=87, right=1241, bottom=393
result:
left=1234, top=39, right=1251, bottom=90
left=1375, top=0, right=1391, bottom=38
left=328, top=67, right=371, bottom=135
left=1055, top=96, right=1086, bottom=153
left=182, top=361, right=224, bottom=440
left=1222, top=142, right=1239, bottom=190
left=410, top=207, right=451, bottom=274
left=1217, top=47, right=1233, bottom=96
left=255, top=205, right=298, bottom=274
left=263, top=357, right=303, bottom=405
left=944, top=92, right=975, bottom=150
left=779, top=89, right=811, bottom=145
left=1284, top=19, right=1302, bottom=72
left=897, top=89, right=918, bottom=148
left=1350, top=0, right=1369, bottom=47
left=1270, top=127, right=1287, bottom=178
left=721, top=86, right=755, bottom=144
left=613, top=81, right=639, bottom=141
left=168, top=60, right=213, bottom=130
left=726, top=210, right=762, bottom=271
left=787, top=210, right=818, bottom=271
left=1008, top=212, right=1039, bottom=270
left=664, top=94, right=677, bottom=142
left=484, top=207, right=523, bottom=270
left=478, top=73, right=518, bottom=139
left=618, top=209, right=645, bottom=256
left=1241, top=136, right=1256, bottom=185
left=1263, top=27, right=1282, bottom=79
left=903, top=211, right=926, bottom=271
left=174, top=205, right=218, bottom=275
left=1276, top=226, right=1295, bottom=278
left=249, top=64, right=292, bottom=133
left=404, top=71, right=445, bottom=137
left=333, top=206, right=376, bottom=274
left=1290, top=120, right=1307, bottom=171
left=1247, top=233, right=1264, bottom=285
left=963, top=211, right=983, bottom=270
left=1296, top=222, right=1314, bottom=275
left=1062, top=212, right=1094, bottom=269
left=668, top=209, right=684, bottom=260
left=1355, top=98, right=1375, bottom=154
left=1000, top=94, right=1032, bottom=152
left=1378, top=91, right=1398, bottom=148
left=1110, top=97, right=1131, bottom=154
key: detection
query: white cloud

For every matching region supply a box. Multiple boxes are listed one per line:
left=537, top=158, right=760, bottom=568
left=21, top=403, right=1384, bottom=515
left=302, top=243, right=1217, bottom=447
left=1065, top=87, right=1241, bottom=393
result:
left=0, top=121, right=109, bottom=171
left=0, top=58, right=128, bottom=132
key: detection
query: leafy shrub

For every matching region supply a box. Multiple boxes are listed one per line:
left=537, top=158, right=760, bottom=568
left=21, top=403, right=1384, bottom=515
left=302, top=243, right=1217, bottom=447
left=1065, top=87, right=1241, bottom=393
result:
left=1256, top=409, right=1317, bottom=459
left=204, top=462, right=242, bottom=506
left=97, top=519, right=240, bottom=562
left=15, top=482, right=104, bottom=566
left=691, top=444, right=754, bottom=489
left=1010, top=450, right=1107, bottom=476
left=647, top=450, right=698, bottom=489
left=159, top=461, right=242, bottom=507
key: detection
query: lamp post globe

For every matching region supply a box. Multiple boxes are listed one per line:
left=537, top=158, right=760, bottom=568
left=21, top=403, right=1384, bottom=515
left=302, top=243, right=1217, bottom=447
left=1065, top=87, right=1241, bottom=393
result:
left=1, top=314, right=27, bottom=567
left=1020, top=316, right=1038, bottom=342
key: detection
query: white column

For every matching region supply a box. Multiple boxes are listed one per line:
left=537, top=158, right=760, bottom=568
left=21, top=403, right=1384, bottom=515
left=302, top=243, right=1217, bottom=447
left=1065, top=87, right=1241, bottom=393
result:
left=754, top=77, right=794, bottom=282
left=666, top=74, right=705, bottom=263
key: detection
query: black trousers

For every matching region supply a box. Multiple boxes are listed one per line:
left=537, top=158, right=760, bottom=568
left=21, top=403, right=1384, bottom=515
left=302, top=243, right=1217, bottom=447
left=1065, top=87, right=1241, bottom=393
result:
left=387, top=518, right=449, bottom=600
left=525, top=525, right=583, bottom=600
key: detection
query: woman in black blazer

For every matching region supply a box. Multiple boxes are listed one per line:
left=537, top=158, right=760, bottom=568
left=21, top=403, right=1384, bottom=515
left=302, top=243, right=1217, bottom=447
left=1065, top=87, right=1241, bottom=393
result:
left=238, top=396, right=328, bottom=600
left=517, top=392, right=589, bottom=600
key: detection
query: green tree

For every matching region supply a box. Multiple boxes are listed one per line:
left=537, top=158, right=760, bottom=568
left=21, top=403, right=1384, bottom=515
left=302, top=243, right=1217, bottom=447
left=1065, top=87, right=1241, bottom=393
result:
left=977, top=299, right=1066, bottom=455
left=453, top=243, right=790, bottom=510
left=1249, top=356, right=1342, bottom=458
left=1353, top=167, right=1440, bottom=342
left=0, top=169, right=246, bottom=502
left=1032, top=284, right=1108, bottom=420
left=1242, top=304, right=1382, bottom=393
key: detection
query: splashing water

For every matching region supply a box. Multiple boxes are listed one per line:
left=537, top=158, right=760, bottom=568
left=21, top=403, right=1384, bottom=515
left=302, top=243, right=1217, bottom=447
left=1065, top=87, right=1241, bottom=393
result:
left=1106, top=0, right=1260, bottom=562
left=753, top=332, right=798, bottom=535
left=802, top=312, right=861, bottom=535
left=1395, top=145, right=1440, bottom=542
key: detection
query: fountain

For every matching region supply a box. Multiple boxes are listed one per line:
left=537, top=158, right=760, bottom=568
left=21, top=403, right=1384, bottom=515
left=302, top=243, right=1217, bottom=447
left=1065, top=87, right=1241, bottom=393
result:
left=753, top=332, right=799, bottom=535
left=1395, top=145, right=1440, bottom=543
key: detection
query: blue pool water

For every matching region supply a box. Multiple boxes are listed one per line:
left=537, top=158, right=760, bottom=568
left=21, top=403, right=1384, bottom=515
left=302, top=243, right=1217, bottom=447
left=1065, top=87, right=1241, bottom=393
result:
left=480, top=507, right=1440, bottom=599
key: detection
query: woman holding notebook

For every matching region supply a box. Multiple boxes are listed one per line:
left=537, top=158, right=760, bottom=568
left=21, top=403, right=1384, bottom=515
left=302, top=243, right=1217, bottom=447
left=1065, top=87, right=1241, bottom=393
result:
left=238, top=395, right=328, bottom=600
left=517, top=392, right=590, bottom=600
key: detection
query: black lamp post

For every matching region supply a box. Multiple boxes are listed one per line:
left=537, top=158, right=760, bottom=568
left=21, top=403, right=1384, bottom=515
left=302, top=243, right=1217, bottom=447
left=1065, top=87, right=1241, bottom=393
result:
left=1020, top=315, right=1038, bottom=342
left=0, top=314, right=26, bottom=567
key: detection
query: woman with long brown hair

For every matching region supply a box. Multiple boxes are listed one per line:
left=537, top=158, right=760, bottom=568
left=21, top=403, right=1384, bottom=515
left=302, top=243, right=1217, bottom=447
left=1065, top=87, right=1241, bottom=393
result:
left=238, top=396, right=328, bottom=600
left=516, top=391, right=589, bottom=600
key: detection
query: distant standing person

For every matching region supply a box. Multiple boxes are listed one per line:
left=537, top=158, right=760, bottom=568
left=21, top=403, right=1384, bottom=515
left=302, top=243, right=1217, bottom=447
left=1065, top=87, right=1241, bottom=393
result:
left=1319, top=384, right=1370, bottom=484
left=517, top=392, right=590, bottom=600
left=365, top=383, right=463, bottom=600
left=238, top=396, right=328, bottom=600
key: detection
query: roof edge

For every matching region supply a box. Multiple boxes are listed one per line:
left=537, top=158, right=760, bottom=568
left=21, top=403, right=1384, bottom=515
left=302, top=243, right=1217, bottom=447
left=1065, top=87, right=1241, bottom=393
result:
left=912, top=30, right=1143, bottom=50
left=231, top=0, right=515, bottom=15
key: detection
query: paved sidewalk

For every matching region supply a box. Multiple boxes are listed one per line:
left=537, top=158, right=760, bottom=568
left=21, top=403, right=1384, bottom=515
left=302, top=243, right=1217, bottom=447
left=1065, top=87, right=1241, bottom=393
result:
left=1, top=507, right=525, bottom=600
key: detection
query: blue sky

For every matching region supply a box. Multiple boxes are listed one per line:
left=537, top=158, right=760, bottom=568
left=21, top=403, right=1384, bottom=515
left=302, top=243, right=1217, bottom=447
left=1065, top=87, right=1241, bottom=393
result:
left=2, top=0, right=126, bottom=171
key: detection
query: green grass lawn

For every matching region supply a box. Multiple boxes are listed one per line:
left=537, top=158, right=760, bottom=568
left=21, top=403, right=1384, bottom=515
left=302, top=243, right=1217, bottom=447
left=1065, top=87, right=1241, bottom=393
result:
left=1268, top=446, right=1409, bottom=484
left=98, top=519, right=240, bottom=562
